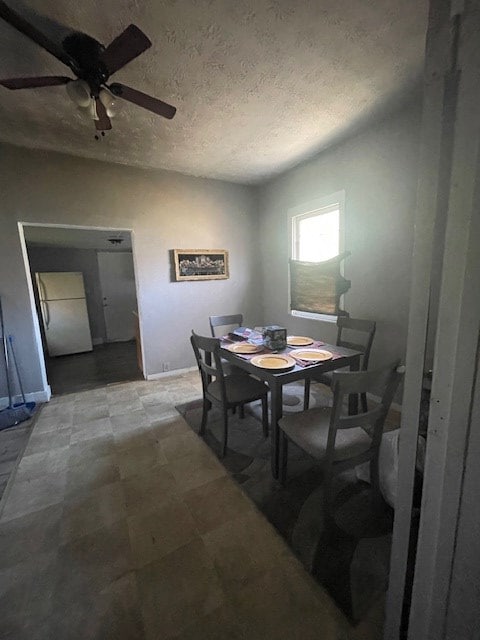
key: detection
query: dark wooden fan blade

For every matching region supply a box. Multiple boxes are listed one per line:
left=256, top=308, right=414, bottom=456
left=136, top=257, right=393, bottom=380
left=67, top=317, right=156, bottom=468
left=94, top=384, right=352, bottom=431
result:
left=95, top=98, right=112, bottom=131
left=109, top=82, right=176, bottom=119
left=0, top=76, right=70, bottom=90
left=101, top=24, right=151, bottom=76
left=0, top=1, right=75, bottom=69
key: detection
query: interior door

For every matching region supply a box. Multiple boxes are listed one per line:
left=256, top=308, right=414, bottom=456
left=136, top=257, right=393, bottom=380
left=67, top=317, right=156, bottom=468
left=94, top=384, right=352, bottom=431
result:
left=97, top=251, right=137, bottom=342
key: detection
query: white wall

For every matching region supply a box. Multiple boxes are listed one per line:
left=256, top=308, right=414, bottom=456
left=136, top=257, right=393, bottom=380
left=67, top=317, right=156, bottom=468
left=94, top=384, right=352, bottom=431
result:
left=0, top=143, right=260, bottom=397
left=257, top=99, right=422, bottom=369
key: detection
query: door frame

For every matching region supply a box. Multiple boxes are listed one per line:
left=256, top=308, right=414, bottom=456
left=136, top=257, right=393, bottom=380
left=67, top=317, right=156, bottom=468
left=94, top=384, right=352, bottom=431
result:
left=17, top=222, right=146, bottom=393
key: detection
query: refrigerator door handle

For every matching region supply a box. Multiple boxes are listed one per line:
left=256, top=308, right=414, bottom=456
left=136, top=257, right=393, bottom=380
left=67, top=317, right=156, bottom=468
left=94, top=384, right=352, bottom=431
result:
left=41, top=300, right=50, bottom=329
left=38, top=276, right=50, bottom=329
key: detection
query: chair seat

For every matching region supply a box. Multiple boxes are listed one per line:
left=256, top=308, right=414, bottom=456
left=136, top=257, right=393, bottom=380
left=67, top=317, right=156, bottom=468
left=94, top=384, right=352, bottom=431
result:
left=315, top=366, right=348, bottom=387
left=208, top=374, right=268, bottom=405
left=279, top=407, right=372, bottom=462
left=220, top=358, right=249, bottom=377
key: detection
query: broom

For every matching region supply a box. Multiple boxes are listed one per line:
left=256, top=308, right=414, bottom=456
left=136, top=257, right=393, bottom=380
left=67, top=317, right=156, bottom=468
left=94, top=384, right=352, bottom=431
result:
left=0, top=298, right=35, bottom=430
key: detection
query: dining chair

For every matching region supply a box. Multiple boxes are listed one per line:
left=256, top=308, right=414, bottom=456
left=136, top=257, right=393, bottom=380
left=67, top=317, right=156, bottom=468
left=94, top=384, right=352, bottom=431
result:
left=208, top=313, right=250, bottom=391
left=190, top=331, right=269, bottom=457
left=279, top=362, right=403, bottom=530
left=303, top=316, right=376, bottom=412
left=209, top=313, right=243, bottom=337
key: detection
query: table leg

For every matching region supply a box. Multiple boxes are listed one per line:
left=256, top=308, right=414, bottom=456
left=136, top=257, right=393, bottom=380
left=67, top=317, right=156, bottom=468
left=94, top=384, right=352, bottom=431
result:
left=270, top=382, right=283, bottom=479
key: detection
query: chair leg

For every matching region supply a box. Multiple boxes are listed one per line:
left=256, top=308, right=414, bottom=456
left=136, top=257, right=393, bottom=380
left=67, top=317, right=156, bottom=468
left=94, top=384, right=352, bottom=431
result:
left=369, top=453, right=384, bottom=512
left=304, top=379, right=311, bottom=410
left=200, top=398, right=210, bottom=435
left=322, top=464, right=337, bottom=536
left=221, top=408, right=229, bottom=458
left=279, top=431, right=288, bottom=486
left=360, top=392, right=368, bottom=414
left=261, top=395, right=269, bottom=438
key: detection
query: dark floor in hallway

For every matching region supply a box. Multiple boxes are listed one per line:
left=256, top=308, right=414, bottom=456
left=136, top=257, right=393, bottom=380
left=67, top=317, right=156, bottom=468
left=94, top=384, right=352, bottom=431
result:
left=46, top=340, right=143, bottom=396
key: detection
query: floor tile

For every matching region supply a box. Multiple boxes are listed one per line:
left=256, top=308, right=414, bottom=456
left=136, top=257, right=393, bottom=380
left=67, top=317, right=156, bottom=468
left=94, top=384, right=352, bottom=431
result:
left=0, top=372, right=360, bottom=640
left=68, top=433, right=116, bottom=466
left=1, top=470, right=67, bottom=522
left=70, top=417, right=112, bottom=444
left=73, top=403, right=110, bottom=425
left=122, top=465, right=178, bottom=517
left=183, top=475, right=252, bottom=534
left=50, top=572, right=144, bottom=640
left=137, top=538, right=224, bottom=640
left=167, top=603, right=246, bottom=640
left=225, top=561, right=348, bottom=640
left=161, top=429, right=205, bottom=463
left=0, top=551, right=59, bottom=634
left=111, top=410, right=149, bottom=434
left=14, top=446, right=70, bottom=483
left=55, top=520, right=133, bottom=608
left=23, top=428, right=71, bottom=456
left=115, top=442, right=167, bottom=479
left=166, top=445, right=226, bottom=494
left=109, top=397, right=144, bottom=416
left=61, top=481, right=127, bottom=543
left=65, top=454, right=120, bottom=498
left=0, top=504, right=62, bottom=570
left=148, top=414, right=193, bottom=441
left=127, top=498, right=198, bottom=568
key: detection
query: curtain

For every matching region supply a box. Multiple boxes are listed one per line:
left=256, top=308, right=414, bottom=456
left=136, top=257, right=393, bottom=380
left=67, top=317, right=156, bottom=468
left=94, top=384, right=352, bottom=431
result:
left=289, top=252, right=350, bottom=315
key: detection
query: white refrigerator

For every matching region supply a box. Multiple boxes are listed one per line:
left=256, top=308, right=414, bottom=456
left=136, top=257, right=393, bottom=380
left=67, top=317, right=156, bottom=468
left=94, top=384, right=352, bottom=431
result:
left=36, top=271, right=93, bottom=357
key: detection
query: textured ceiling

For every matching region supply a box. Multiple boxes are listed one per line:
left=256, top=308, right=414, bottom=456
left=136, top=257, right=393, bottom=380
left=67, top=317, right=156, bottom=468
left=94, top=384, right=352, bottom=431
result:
left=0, top=0, right=428, bottom=184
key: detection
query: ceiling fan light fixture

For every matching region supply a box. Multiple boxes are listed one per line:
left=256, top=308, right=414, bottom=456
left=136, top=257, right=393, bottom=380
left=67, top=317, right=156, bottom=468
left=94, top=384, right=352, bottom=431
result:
left=99, top=88, right=117, bottom=118
left=66, top=79, right=91, bottom=108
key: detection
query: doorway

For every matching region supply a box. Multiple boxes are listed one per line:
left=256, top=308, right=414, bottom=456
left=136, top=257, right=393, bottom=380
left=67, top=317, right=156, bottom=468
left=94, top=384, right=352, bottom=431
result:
left=21, top=224, right=144, bottom=395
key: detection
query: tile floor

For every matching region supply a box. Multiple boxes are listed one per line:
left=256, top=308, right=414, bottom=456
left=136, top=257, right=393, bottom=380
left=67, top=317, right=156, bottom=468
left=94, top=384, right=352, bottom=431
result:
left=0, top=371, right=381, bottom=639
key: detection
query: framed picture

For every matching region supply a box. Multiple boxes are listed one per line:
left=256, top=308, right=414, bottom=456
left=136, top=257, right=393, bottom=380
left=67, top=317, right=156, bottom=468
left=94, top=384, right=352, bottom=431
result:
left=173, top=249, right=229, bottom=281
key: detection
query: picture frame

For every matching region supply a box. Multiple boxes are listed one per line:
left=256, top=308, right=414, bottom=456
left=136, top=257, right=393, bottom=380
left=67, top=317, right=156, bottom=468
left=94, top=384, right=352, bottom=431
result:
left=173, top=249, right=229, bottom=281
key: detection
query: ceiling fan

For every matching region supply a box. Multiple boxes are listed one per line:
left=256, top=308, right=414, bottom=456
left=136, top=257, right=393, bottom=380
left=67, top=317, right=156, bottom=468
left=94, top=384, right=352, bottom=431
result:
left=0, top=1, right=176, bottom=136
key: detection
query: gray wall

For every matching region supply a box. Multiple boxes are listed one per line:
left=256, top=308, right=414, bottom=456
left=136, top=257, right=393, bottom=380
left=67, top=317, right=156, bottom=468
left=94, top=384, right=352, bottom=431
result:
left=27, top=245, right=107, bottom=344
left=257, top=99, right=422, bottom=370
left=0, top=143, right=260, bottom=397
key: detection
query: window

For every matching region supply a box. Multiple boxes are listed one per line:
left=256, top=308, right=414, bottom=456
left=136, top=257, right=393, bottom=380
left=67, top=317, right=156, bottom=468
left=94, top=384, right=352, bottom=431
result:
left=292, top=204, right=341, bottom=263
left=289, top=192, right=347, bottom=321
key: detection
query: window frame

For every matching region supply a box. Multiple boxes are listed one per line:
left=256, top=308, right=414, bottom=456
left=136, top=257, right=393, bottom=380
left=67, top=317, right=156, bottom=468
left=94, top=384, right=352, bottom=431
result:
left=288, top=191, right=346, bottom=322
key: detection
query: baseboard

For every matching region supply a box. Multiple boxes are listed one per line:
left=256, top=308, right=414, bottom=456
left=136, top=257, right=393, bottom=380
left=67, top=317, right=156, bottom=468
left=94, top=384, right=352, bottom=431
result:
left=0, top=386, right=51, bottom=409
left=146, top=366, right=197, bottom=381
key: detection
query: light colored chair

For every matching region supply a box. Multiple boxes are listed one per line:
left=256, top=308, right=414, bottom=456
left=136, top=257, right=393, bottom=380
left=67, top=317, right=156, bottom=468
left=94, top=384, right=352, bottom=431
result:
left=209, top=313, right=243, bottom=338
left=208, top=313, right=250, bottom=391
left=304, top=316, right=376, bottom=412
left=190, top=331, right=269, bottom=457
left=280, top=362, right=403, bottom=529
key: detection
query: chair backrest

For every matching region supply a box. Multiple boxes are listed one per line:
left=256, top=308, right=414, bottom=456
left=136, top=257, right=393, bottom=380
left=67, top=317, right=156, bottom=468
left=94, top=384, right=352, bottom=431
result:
left=190, top=331, right=228, bottom=402
left=209, top=314, right=243, bottom=338
left=336, top=316, right=376, bottom=371
left=327, top=361, right=404, bottom=466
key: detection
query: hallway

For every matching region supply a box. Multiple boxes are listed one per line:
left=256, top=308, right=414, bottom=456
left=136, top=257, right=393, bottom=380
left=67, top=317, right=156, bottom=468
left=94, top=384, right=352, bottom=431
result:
left=45, top=340, right=142, bottom=396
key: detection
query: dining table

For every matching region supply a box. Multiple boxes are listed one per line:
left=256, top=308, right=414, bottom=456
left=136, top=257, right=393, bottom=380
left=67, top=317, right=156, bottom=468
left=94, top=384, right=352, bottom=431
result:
left=220, top=339, right=362, bottom=479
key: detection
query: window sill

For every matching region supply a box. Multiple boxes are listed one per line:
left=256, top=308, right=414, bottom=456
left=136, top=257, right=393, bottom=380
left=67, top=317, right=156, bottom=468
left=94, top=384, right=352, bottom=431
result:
left=290, top=310, right=338, bottom=323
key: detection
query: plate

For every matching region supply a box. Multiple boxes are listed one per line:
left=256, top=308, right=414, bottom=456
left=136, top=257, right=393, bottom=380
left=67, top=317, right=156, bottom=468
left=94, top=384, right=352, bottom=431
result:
left=287, top=335, right=314, bottom=347
left=291, top=349, right=333, bottom=362
left=250, top=354, right=296, bottom=371
left=226, top=342, right=263, bottom=354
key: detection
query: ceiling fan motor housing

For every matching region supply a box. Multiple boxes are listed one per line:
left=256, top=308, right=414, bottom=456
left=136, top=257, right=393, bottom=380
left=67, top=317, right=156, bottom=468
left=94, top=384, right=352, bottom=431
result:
left=62, top=32, right=108, bottom=91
